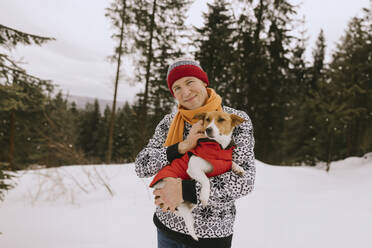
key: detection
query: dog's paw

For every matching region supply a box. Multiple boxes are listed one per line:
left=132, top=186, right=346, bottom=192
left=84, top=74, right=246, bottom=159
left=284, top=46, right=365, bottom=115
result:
left=232, top=163, right=245, bottom=176
left=191, top=234, right=199, bottom=241
left=233, top=167, right=245, bottom=176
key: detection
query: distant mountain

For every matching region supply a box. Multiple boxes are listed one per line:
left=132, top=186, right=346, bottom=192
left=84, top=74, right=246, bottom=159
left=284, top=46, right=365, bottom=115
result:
left=64, top=95, right=126, bottom=113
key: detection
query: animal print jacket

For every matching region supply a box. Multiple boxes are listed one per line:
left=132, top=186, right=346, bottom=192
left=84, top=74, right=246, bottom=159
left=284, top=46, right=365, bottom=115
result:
left=135, top=106, right=255, bottom=242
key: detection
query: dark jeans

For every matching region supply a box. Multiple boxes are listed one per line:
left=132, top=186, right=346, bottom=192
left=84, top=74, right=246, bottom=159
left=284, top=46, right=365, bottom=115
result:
left=157, top=229, right=192, bottom=248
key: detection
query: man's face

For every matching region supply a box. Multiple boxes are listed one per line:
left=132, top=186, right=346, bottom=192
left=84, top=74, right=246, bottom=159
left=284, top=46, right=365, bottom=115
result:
left=172, top=77, right=208, bottom=110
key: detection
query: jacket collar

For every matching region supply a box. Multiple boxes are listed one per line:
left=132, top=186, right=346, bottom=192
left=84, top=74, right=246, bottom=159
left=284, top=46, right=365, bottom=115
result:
left=197, top=138, right=235, bottom=150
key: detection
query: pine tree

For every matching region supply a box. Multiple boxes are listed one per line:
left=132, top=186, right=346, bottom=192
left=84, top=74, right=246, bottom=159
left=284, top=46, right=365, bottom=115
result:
left=112, top=102, right=136, bottom=162
left=0, top=25, right=54, bottom=167
left=232, top=0, right=299, bottom=164
left=148, top=43, right=179, bottom=128
left=304, top=9, right=372, bottom=171
left=0, top=161, right=12, bottom=201
left=0, top=24, right=54, bottom=200
left=307, top=78, right=351, bottom=170
left=101, top=105, right=112, bottom=161
left=36, top=92, right=86, bottom=166
left=279, top=19, right=310, bottom=164
left=309, top=29, right=326, bottom=93
left=194, top=0, right=236, bottom=105
left=132, top=0, right=191, bottom=152
left=0, top=111, right=8, bottom=161
left=77, top=100, right=105, bottom=163
left=281, top=29, right=327, bottom=166
left=298, top=29, right=327, bottom=165
left=105, top=0, right=135, bottom=164
left=326, top=9, right=372, bottom=159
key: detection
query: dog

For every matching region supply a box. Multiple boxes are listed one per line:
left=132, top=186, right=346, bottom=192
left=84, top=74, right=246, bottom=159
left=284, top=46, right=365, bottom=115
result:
left=150, top=111, right=246, bottom=240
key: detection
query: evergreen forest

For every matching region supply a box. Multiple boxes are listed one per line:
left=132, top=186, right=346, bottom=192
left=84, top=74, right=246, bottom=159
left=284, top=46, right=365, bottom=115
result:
left=1, top=0, right=371, bottom=199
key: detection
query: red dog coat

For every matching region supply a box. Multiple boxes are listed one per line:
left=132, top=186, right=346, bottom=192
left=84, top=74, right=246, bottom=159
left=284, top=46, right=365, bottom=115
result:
left=149, top=139, right=234, bottom=187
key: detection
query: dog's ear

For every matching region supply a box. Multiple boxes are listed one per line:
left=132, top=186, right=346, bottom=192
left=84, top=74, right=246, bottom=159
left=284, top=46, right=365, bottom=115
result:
left=193, top=112, right=206, bottom=121
left=230, top=114, right=246, bottom=127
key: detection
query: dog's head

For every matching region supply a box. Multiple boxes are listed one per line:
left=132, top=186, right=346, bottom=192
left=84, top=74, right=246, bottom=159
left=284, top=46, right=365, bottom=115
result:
left=193, top=111, right=246, bottom=148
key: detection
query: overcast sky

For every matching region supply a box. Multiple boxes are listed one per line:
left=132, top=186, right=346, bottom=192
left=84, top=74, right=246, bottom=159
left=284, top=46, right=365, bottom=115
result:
left=0, top=0, right=370, bottom=103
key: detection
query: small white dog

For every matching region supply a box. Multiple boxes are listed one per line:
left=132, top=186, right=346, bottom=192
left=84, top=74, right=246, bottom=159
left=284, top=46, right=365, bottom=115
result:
left=151, top=111, right=246, bottom=240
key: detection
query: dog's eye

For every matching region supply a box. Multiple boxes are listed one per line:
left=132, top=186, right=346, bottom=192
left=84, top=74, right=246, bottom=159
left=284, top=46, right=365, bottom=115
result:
left=218, top=118, right=225, bottom=122
left=206, top=118, right=210, bottom=122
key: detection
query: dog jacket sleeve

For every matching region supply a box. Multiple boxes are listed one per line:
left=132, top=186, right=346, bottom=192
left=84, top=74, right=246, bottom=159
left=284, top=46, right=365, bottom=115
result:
left=149, top=140, right=234, bottom=187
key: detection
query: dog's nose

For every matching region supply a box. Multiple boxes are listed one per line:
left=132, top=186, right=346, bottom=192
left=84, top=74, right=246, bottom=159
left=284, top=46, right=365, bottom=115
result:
left=206, top=127, right=213, bottom=137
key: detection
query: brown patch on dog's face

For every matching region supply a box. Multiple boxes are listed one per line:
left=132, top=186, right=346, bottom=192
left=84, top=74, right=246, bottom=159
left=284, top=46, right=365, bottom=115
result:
left=193, top=111, right=247, bottom=137
left=230, top=114, right=246, bottom=127
left=197, top=111, right=246, bottom=136
left=193, top=112, right=206, bottom=122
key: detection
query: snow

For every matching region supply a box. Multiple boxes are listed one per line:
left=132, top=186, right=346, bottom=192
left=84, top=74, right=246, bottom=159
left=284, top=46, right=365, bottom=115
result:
left=1, top=154, right=372, bottom=248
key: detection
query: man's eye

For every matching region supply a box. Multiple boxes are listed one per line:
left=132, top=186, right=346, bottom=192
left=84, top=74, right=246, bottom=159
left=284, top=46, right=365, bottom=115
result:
left=173, top=87, right=180, bottom=91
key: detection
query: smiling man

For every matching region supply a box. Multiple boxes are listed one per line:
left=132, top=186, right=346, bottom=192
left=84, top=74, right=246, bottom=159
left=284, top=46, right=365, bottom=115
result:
left=171, top=76, right=209, bottom=110
left=135, top=58, right=256, bottom=248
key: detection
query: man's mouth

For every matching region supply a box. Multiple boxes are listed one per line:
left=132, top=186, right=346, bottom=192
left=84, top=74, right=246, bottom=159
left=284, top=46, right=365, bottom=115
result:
left=185, top=95, right=196, bottom=102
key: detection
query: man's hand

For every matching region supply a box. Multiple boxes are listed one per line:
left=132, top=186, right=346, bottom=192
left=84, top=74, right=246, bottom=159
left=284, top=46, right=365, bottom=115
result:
left=153, top=177, right=183, bottom=212
left=178, top=120, right=206, bottom=154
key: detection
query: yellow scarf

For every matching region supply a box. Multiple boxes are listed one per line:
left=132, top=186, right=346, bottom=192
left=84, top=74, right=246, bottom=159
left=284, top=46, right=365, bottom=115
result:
left=163, top=88, right=223, bottom=147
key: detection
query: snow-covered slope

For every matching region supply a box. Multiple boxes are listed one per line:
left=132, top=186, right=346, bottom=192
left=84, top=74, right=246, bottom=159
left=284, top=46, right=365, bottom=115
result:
left=0, top=154, right=371, bottom=248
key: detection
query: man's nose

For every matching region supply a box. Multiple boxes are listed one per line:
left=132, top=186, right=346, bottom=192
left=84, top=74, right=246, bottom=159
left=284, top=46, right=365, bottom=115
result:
left=182, top=86, right=191, bottom=97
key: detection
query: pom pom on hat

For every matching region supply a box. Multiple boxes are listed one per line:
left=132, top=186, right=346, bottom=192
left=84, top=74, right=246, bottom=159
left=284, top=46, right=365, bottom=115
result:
left=167, top=58, right=209, bottom=96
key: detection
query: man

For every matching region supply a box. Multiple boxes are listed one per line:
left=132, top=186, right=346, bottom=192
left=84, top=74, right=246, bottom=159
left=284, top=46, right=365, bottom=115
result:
left=135, top=58, right=255, bottom=248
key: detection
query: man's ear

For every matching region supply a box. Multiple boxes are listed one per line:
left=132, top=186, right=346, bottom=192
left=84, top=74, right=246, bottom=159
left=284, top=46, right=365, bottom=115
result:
left=230, top=114, right=246, bottom=127
left=193, top=112, right=206, bottom=121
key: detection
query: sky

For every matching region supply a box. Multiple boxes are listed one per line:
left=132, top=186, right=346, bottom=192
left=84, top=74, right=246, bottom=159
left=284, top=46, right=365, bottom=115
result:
left=0, top=154, right=371, bottom=247
left=0, top=0, right=370, bottom=103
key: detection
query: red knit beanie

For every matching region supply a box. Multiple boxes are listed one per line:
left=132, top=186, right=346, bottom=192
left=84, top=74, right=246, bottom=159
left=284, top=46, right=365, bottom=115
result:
left=167, top=58, right=209, bottom=96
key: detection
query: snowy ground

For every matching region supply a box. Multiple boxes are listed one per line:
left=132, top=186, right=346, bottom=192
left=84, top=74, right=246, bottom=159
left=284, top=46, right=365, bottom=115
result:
left=0, top=154, right=371, bottom=248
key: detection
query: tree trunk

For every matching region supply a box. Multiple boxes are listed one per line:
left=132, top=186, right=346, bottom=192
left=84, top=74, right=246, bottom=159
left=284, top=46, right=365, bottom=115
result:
left=253, top=0, right=264, bottom=60
left=139, top=0, right=157, bottom=148
left=347, top=122, right=353, bottom=157
left=354, top=118, right=362, bottom=155
left=8, top=111, right=15, bottom=168
left=106, top=0, right=127, bottom=164
left=326, top=131, right=333, bottom=172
